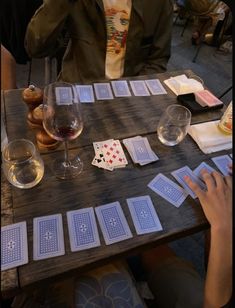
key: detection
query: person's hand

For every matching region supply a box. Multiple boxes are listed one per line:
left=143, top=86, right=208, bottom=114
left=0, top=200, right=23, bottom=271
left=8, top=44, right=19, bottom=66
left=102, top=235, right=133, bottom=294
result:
left=184, top=169, right=232, bottom=232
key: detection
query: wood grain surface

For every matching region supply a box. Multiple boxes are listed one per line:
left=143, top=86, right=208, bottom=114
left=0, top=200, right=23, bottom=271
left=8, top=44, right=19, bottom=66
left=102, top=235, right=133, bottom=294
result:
left=1, top=70, right=230, bottom=293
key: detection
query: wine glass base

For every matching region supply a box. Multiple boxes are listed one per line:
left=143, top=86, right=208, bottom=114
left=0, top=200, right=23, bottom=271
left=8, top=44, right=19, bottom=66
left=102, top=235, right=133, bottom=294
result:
left=53, top=156, right=83, bottom=179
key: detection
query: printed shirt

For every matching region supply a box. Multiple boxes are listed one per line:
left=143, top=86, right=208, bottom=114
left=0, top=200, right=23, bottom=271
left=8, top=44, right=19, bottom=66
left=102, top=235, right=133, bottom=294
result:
left=102, top=0, right=132, bottom=79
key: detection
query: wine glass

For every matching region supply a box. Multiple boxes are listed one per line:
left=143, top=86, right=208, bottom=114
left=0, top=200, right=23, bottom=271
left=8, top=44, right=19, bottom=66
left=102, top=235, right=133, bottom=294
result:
left=157, top=104, right=191, bottom=146
left=43, top=82, right=83, bottom=179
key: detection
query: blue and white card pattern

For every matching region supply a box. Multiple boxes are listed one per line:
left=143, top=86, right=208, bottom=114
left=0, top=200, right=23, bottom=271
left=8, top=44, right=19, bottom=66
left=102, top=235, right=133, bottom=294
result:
left=55, top=87, right=73, bottom=105
left=127, top=196, right=163, bottom=235
left=95, top=202, right=132, bottom=245
left=111, top=80, right=131, bottom=97
left=130, top=138, right=155, bottom=162
left=145, top=79, right=167, bottom=95
left=171, top=166, right=206, bottom=199
left=94, top=83, right=114, bottom=100
left=148, top=173, right=188, bottom=207
left=76, top=85, right=95, bottom=103
left=129, top=80, right=150, bottom=96
left=193, top=162, right=216, bottom=179
left=1, top=222, right=28, bottom=271
left=33, top=214, right=65, bottom=260
left=211, top=155, right=232, bottom=176
left=67, top=208, right=100, bottom=252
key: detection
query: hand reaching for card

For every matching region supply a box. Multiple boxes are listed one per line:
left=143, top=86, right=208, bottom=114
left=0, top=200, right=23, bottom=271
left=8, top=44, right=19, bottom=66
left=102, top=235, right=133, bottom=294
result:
left=184, top=169, right=232, bottom=231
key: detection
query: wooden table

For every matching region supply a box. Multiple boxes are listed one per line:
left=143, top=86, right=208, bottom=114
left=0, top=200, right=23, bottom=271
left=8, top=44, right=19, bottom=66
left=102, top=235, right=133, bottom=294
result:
left=1, top=70, right=230, bottom=297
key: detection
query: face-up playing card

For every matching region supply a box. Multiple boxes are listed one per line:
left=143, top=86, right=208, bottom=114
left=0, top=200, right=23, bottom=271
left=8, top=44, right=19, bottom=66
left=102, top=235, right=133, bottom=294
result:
left=126, top=195, right=163, bottom=235
left=211, top=155, right=232, bottom=176
left=33, top=214, right=65, bottom=261
left=148, top=173, right=188, bottom=207
left=95, top=201, right=133, bottom=245
left=145, top=79, right=167, bottom=95
left=102, top=139, right=128, bottom=168
left=171, top=166, right=206, bottom=199
left=94, top=83, right=114, bottom=100
left=193, top=162, right=216, bottom=180
left=111, top=80, right=131, bottom=97
left=76, top=85, right=95, bottom=103
left=67, top=208, right=100, bottom=252
left=55, top=87, right=73, bottom=105
left=129, top=80, right=150, bottom=96
left=1, top=222, right=28, bottom=271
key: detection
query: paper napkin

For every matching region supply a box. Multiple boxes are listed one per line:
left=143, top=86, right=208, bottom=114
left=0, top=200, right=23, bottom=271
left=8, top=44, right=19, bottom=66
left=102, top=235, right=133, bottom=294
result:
left=164, top=74, right=204, bottom=96
left=188, top=120, right=232, bottom=154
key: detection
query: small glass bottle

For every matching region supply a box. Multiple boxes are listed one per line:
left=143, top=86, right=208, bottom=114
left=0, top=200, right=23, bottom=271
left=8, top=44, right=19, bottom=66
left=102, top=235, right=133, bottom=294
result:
left=218, top=101, right=232, bottom=134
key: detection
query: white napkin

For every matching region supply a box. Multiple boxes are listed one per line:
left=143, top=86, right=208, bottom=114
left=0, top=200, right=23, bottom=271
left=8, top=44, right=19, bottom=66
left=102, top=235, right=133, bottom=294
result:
left=164, top=74, right=204, bottom=96
left=188, top=120, right=232, bottom=154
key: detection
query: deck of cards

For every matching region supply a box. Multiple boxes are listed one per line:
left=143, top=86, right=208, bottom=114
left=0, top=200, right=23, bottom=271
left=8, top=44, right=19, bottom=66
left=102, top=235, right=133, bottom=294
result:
left=123, top=136, right=159, bottom=165
left=92, top=139, right=128, bottom=171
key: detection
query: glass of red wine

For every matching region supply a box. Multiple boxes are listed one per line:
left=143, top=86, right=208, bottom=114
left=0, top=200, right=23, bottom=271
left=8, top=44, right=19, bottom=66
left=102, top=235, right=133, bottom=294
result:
left=43, top=82, right=83, bottom=179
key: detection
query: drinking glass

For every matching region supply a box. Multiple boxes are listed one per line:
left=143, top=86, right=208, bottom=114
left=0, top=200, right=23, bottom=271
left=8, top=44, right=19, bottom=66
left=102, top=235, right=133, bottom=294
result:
left=2, top=139, right=44, bottom=189
left=43, top=82, right=83, bottom=179
left=157, top=104, right=191, bottom=146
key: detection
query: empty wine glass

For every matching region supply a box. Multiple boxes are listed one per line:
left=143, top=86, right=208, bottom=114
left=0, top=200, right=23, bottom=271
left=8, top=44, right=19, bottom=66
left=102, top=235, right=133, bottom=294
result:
left=157, top=104, right=191, bottom=146
left=43, top=82, right=83, bottom=179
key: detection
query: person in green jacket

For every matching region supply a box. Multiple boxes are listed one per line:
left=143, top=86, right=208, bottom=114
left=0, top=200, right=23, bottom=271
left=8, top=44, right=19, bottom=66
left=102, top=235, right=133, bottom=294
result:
left=25, top=0, right=173, bottom=83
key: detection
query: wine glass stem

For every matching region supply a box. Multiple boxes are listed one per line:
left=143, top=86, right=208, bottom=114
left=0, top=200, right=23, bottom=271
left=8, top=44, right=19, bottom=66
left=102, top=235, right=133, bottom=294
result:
left=64, top=140, right=70, bottom=166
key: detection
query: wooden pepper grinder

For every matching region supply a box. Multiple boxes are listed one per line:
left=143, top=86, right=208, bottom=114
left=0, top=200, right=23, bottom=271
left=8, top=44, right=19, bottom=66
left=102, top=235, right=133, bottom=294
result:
left=22, top=85, right=59, bottom=150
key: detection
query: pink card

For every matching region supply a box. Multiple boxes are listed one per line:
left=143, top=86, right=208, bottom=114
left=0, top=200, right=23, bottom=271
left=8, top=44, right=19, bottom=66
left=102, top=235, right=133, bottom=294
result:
left=195, top=90, right=223, bottom=107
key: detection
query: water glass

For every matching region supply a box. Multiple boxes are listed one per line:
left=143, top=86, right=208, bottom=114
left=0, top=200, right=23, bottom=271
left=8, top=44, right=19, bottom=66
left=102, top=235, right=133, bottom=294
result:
left=157, top=104, right=191, bottom=146
left=2, top=139, right=44, bottom=189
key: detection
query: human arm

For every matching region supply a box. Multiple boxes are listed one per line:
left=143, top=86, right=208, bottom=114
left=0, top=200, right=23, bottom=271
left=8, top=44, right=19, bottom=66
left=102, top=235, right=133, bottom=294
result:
left=25, top=0, right=72, bottom=58
left=139, top=0, right=173, bottom=74
left=184, top=169, right=232, bottom=308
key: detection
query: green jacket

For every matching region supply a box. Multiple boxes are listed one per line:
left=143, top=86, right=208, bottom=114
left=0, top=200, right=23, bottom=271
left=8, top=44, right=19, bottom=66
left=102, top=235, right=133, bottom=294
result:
left=25, top=0, right=173, bottom=83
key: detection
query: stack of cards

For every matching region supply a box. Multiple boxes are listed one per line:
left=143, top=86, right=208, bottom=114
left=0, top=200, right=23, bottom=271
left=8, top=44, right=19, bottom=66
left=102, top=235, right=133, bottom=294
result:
left=92, top=139, right=128, bottom=171
left=123, top=136, right=159, bottom=165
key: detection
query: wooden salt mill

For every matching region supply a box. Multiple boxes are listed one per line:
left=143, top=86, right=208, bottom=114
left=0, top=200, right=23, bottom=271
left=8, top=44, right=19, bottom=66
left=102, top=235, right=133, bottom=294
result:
left=22, top=84, right=59, bottom=150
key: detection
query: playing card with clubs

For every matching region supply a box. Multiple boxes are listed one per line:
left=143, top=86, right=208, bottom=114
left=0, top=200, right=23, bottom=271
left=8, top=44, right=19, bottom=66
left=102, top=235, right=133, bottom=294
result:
left=145, top=79, right=167, bottom=95
left=129, top=80, right=150, bottom=96
left=92, top=140, right=114, bottom=171
left=95, top=201, right=133, bottom=245
left=94, top=83, right=114, bottom=100
left=76, top=85, right=95, bottom=103
left=148, top=173, right=188, bottom=207
left=171, top=166, right=206, bottom=199
left=123, top=136, right=159, bottom=165
left=1, top=222, right=28, bottom=271
left=55, top=87, right=73, bottom=105
left=126, top=195, right=163, bottom=235
left=33, top=214, right=65, bottom=261
left=211, top=155, right=232, bottom=176
left=111, top=80, right=131, bottom=97
left=67, top=207, right=100, bottom=252
left=101, top=139, right=128, bottom=168
left=193, top=162, right=216, bottom=179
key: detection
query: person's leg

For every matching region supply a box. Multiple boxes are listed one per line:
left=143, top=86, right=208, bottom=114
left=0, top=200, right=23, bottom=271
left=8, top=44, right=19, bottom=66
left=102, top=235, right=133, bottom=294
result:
left=142, top=245, right=204, bottom=308
left=75, top=262, right=146, bottom=307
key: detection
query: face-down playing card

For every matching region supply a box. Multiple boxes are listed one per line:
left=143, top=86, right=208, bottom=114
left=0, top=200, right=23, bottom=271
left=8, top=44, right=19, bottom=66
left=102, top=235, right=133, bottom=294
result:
left=94, top=83, right=114, bottom=100
left=148, top=173, right=188, bottom=207
left=129, top=80, right=150, bottom=96
left=126, top=195, right=163, bottom=235
left=111, top=80, right=131, bottom=97
left=67, top=207, right=100, bottom=252
left=33, top=214, right=65, bottom=260
left=1, top=222, right=28, bottom=271
left=76, top=85, right=95, bottom=103
left=95, top=202, right=133, bottom=245
left=145, top=79, right=167, bottom=95
left=193, top=162, right=216, bottom=180
left=171, top=166, right=206, bottom=199
left=211, top=155, right=232, bottom=176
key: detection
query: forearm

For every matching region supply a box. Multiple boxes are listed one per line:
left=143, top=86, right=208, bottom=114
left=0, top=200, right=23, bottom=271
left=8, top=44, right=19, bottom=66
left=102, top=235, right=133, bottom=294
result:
left=25, top=0, right=71, bottom=58
left=204, top=227, right=232, bottom=308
